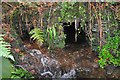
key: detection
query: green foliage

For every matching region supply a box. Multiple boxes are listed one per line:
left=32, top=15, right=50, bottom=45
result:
left=59, top=2, right=87, bottom=27
left=60, top=2, right=78, bottom=22
left=11, top=68, right=33, bottom=79
left=29, top=26, right=65, bottom=50
left=29, top=28, right=44, bottom=43
left=0, top=34, right=33, bottom=78
left=0, top=34, right=14, bottom=61
left=98, top=30, right=120, bottom=68
left=45, top=24, right=66, bottom=49
left=0, top=34, right=15, bottom=78
left=78, top=3, right=87, bottom=28
left=0, top=57, right=14, bottom=78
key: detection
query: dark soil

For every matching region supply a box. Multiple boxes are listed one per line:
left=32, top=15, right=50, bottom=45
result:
left=21, top=40, right=120, bottom=78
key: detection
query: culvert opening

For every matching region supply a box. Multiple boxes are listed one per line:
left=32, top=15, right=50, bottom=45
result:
left=63, top=22, right=89, bottom=46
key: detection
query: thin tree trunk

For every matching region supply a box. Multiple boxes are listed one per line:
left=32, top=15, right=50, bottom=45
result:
left=98, top=3, right=103, bottom=49
left=99, top=14, right=103, bottom=49
left=88, top=2, right=92, bottom=48
left=75, top=17, right=79, bottom=42
left=91, top=3, right=103, bottom=49
left=19, top=14, right=23, bottom=37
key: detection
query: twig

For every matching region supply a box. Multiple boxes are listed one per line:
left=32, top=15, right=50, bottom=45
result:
left=3, top=2, right=14, bottom=8
left=14, top=65, right=27, bottom=71
left=47, top=5, right=53, bottom=27
left=41, top=71, right=53, bottom=76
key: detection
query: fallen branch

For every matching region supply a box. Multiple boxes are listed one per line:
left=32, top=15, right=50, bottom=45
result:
left=41, top=71, right=53, bottom=77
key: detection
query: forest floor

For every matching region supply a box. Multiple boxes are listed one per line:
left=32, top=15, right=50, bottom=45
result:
left=21, top=40, right=120, bottom=78
left=2, top=23, right=120, bottom=78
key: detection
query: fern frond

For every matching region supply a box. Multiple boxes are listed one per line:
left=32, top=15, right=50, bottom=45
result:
left=29, top=28, right=44, bottom=43
left=0, top=34, right=14, bottom=61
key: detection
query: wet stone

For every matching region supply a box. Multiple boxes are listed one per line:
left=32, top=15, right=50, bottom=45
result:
left=86, top=55, right=92, bottom=59
left=112, top=67, right=120, bottom=78
left=20, top=49, right=77, bottom=78
left=61, top=69, right=76, bottom=78
left=76, top=67, right=92, bottom=74
left=91, top=62, right=99, bottom=68
left=106, top=65, right=116, bottom=75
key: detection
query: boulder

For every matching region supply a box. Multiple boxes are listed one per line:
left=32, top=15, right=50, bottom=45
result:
left=20, top=49, right=76, bottom=78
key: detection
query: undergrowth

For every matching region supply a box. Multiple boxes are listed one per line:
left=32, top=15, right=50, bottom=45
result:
left=98, top=30, right=120, bottom=68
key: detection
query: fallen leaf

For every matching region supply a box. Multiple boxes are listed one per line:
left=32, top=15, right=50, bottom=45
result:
left=14, top=48, right=20, bottom=53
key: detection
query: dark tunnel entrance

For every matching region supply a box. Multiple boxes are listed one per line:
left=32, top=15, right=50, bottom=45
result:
left=63, top=22, right=89, bottom=45
left=63, top=22, right=75, bottom=44
left=77, top=29, right=88, bottom=44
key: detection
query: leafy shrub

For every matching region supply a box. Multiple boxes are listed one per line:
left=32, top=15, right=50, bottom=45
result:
left=0, top=34, right=33, bottom=79
left=0, top=34, right=14, bottom=61
left=98, top=30, right=120, bottom=68
left=29, top=28, right=44, bottom=43
left=45, top=24, right=66, bottom=49
left=0, top=34, right=15, bottom=78
left=29, top=25, right=66, bottom=50
left=11, top=68, right=33, bottom=79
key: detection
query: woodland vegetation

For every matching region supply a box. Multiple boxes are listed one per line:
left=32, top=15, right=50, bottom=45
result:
left=1, top=2, right=120, bottom=79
